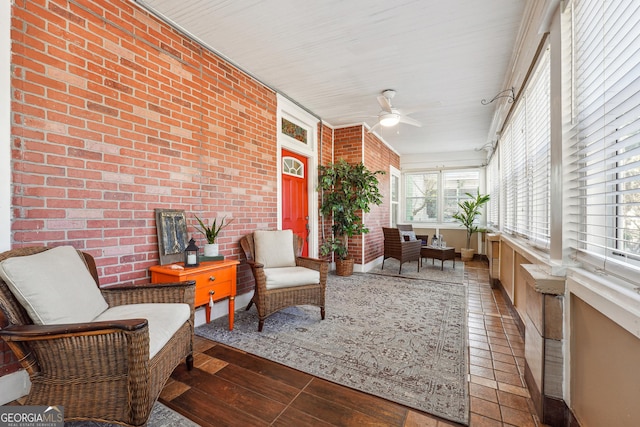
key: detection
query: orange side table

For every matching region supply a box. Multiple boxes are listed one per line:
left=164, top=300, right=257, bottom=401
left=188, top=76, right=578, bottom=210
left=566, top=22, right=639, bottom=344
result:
left=150, top=260, right=239, bottom=330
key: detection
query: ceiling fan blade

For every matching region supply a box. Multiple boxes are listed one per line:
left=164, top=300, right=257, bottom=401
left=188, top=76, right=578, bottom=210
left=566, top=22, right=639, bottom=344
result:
left=377, top=95, right=393, bottom=113
left=367, top=122, right=382, bottom=134
left=399, top=115, right=422, bottom=127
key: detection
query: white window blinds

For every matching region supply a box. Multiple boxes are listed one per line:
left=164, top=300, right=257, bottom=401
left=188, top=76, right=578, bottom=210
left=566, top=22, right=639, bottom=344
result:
left=497, top=48, right=551, bottom=248
left=569, top=0, right=640, bottom=273
left=487, top=152, right=500, bottom=228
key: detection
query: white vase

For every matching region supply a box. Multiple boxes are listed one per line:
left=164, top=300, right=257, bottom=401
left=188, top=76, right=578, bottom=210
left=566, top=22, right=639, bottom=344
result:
left=204, top=243, right=219, bottom=257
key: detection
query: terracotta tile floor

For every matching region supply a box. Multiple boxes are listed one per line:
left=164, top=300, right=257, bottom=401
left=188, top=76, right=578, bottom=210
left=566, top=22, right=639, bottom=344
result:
left=159, top=260, right=546, bottom=426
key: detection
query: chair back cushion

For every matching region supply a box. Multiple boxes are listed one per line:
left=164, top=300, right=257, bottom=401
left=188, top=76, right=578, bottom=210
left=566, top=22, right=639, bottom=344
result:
left=400, top=230, right=418, bottom=241
left=253, top=230, right=296, bottom=268
left=0, top=246, right=108, bottom=325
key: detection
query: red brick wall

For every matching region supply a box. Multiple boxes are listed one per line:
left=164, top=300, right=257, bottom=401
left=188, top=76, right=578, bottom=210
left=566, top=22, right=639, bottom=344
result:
left=3, top=1, right=398, bottom=378
left=330, top=125, right=398, bottom=265
left=332, top=126, right=364, bottom=262
left=318, top=123, right=334, bottom=260
left=5, top=0, right=279, bottom=375
left=364, top=133, right=400, bottom=264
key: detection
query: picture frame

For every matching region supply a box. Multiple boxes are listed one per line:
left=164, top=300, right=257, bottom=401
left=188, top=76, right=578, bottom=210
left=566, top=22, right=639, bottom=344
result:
left=155, top=208, right=188, bottom=265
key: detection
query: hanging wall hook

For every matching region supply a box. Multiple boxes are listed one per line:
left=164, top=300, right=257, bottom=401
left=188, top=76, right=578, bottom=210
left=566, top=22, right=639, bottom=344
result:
left=481, top=87, right=515, bottom=105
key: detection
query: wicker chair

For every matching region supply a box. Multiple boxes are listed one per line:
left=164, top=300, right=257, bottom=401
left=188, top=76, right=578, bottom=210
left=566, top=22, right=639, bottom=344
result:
left=382, top=227, right=422, bottom=274
left=240, top=230, right=329, bottom=332
left=0, top=246, right=195, bottom=427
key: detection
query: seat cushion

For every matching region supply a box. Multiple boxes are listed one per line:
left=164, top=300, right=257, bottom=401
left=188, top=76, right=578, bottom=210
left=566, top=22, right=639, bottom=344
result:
left=0, top=246, right=108, bottom=325
left=263, top=266, right=320, bottom=290
left=93, top=303, right=190, bottom=359
left=254, top=229, right=296, bottom=268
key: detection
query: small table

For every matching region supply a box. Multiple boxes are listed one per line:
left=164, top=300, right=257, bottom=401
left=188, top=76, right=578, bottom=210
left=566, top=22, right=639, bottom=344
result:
left=420, top=246, right=456, bottom=271
left=150, top=260, right=239, bottom=330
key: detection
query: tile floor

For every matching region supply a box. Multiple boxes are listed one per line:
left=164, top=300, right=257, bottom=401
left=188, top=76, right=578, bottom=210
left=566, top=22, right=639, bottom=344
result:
left=465, top=261, right=543, bottom=426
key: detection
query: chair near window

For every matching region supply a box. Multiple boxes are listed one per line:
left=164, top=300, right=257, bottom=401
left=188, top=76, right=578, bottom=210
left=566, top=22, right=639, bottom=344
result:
left=240, top=229, right=329, bottom=331
left=397, top=224, right=429, bottom=245
left=382, top=227, right=422, bottom=274
left=0, top=246, right=195, bottom=427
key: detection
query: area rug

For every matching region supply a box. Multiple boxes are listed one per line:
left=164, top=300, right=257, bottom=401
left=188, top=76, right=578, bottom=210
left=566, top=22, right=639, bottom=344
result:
left=196, top=273, right=469, bottom=425
left=67, top=402, right=199, bottom=426
left=369, top=257, right=465, bottom=283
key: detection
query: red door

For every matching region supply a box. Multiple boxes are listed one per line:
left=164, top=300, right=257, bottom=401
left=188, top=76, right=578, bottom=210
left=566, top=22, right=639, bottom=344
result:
left=282, top=149, right=309, bottom=256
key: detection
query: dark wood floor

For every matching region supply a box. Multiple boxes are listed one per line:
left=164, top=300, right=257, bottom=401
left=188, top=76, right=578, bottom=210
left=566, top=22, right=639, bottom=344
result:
left=160, top=260, right=544, bottom=427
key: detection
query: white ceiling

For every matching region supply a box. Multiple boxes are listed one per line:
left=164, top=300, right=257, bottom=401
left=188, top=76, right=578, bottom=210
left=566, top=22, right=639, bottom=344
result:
left=135, top=0, right=528, bottom=157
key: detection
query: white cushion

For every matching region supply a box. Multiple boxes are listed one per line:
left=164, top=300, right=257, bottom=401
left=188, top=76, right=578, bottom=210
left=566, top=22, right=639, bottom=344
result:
left=400, top=230, right=418, bottom=241
left=93, top=303, right=190, bottom=359
left=0, top=246, right=108, bottom=325
left=264, top=266, right=320, bottom=290
left=254, top=230, right=296, bottom=268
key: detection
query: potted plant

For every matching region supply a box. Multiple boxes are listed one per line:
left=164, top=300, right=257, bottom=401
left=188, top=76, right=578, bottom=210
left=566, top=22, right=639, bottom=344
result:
left=318, top=159, right=384, bottom=276
left=194, top=215, right=234, bottom=256
left=452, top=189, right=490, bottom=262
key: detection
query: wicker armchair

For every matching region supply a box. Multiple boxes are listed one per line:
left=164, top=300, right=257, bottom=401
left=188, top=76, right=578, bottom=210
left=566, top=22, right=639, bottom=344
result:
left=240, top=230, right=329, bottom=332
left=0, top=246, right=195, bottom=427
left=382, top=227, right=422, bottom=274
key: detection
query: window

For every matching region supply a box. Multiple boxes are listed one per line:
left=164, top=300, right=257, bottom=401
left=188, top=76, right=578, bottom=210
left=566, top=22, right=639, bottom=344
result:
left=486, top=151, right=500, bottom=228
left=390, top=167, right=400, bottom=226
left=568, top=0, right=640, bottom=272
left=283, top=156, right=304, bottom=177
left=493, top=47, right=551, bottom=248
left=443, top=170, right=480, bottom=221
left=405, top=172, right=438, bottom=222
left=404, top=170, right=480, bottom=223
left=281, top=117, right=308, bottom=144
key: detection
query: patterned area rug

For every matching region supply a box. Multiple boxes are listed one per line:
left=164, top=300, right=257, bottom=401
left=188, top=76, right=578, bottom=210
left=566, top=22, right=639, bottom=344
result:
left=369, top=257, right=465, bottom=283
left=196, top=272, right=469, bottom=425
left=66, top=402, right=199, bottom=427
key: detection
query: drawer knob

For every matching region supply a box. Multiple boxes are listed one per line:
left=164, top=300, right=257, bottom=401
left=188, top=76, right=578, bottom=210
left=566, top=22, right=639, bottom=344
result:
left=209, top=290, right=215, bottom=295
left=209, top=276, right=216, bottom=281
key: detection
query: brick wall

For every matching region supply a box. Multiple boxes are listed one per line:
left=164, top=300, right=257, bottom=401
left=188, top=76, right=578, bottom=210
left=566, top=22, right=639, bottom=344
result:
left=333, top=126, right=364, bottom=261
left=318, top=124, right=334, bottom=261
left=3, top=0, right=397, bottom=378
left=364, top=132, right=400, bottom=264
left=331, top=126, right=399, bottom=265
left=5, top=0, right=280, bottom=376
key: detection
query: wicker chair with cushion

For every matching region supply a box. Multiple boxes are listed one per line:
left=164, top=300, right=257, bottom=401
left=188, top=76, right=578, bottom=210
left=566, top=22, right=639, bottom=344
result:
left=240, top=229, right=329, bottom=332
left=0, top=246, right=195, bottom=427
left=382, top=227, right=422, bottom=274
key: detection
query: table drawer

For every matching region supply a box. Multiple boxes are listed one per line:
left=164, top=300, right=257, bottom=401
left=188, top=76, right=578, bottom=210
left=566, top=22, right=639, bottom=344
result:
left=194, top=277, right=233, bottom=307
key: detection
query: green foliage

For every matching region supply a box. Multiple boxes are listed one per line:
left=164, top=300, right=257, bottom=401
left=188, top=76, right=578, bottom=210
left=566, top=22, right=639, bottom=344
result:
left=194, top=215, right=234, bottom=244
left=318, top=159, right=384, bottom=257
left=451, top=189, right=490, bottom=249
left=319, top=238, right=348, bottom=260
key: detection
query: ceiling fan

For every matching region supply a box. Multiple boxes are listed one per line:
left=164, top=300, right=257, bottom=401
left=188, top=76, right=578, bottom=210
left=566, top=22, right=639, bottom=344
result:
left=368, top=89, right=422, bottom=134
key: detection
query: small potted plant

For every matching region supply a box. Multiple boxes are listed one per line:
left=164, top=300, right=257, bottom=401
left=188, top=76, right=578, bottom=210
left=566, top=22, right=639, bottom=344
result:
left=318, top=159, right=384, bottom=276
left=194, top=215, right=234, bottom=257
left=452, top=189, right=490, bottom=262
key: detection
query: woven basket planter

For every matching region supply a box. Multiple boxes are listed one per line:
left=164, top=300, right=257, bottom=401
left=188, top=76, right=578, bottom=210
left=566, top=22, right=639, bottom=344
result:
left=335, top=258, right=354, bottom=276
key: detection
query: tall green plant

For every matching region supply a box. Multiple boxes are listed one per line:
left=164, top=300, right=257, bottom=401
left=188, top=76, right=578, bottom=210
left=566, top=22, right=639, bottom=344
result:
left=452, top=189, right=490, bottom=249
left=318, top=159, right=384, bottom=258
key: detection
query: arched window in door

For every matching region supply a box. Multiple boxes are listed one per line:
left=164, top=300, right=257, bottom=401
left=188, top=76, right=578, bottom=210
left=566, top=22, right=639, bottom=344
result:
left=283, top=156, right=304, bottom=177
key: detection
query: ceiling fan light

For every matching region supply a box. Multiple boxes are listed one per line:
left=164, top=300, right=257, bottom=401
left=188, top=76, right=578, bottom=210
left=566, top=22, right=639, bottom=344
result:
left=379, top=113, right=400, bottom=127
